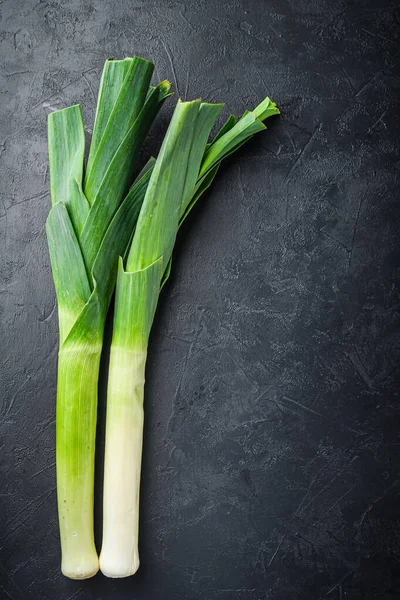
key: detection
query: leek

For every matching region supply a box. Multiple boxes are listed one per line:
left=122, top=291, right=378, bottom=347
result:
left=100, top=96, right=279, bottom=577
left=47, top=57, right=171, bottom=579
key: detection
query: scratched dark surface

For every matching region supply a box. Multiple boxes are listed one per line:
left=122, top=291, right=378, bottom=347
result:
left=1, top=0, right=400, bottom=598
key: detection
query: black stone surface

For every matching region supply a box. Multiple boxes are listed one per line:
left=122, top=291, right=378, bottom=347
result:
left=1, top=0, right=400, bottom=598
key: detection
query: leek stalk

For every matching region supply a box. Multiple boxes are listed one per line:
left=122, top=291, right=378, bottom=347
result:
left=100, top=97, right=279, bottom=577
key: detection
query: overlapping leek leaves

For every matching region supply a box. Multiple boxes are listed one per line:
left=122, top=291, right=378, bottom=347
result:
left=100, top=96, right=279, bottom=577
left=46, top=56, right=171, bottom=579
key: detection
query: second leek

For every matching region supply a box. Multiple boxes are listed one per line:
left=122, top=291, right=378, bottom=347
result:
left=100, top=96, right=279, bottom=577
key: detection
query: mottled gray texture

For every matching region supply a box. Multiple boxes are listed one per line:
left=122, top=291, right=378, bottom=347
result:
left=1, top=0, right=400, bottom=598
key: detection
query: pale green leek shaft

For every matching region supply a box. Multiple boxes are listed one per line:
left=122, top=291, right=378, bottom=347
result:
left=101, top=348, right=147, bottom=575
left=56, top=346, right=101, bottom=578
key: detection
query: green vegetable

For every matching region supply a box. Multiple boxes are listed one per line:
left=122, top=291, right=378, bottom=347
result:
left=46, top=57, right=171, bottom=579
left=99, top=96, right=279, bottom=577
left=47, top=51, right=279, bottom=579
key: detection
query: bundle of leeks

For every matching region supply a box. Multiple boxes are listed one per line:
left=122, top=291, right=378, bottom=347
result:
left=46, top=55, right=279, bottom=579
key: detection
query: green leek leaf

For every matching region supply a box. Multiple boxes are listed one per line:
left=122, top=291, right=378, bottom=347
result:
left=46, top=202, right=91, bottom=342
left=48, top=105, right=89, bottom=235
left=86, top=58, right=132, bottom=174
left=79, top=81, right=171, bottom=272
left=84, top=57, right=154, bottom=203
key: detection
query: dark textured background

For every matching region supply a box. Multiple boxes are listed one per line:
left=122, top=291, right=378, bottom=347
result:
left=1, top=0, right=400, bottom=598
